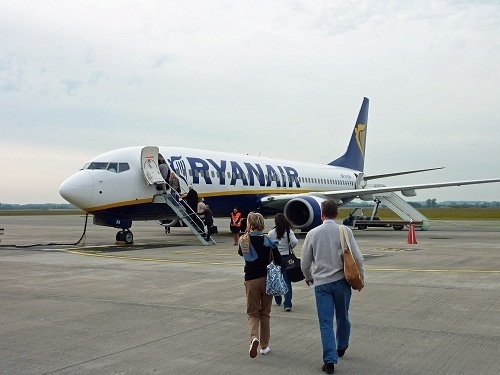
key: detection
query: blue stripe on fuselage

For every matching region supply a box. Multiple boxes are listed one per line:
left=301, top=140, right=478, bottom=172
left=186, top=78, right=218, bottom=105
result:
left=91, top=194, right=274, bottom=221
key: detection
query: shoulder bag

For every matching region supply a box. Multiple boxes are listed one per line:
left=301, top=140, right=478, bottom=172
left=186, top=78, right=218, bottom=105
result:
left=282, top=231, right=305, bottom=283
left=339, top=225, right=364, bottom=291
left=266, top=246, right=289, bottom=296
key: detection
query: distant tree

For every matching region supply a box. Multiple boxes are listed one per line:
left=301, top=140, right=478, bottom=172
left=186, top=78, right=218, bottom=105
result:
left=425, top=198, right=438, bottom=208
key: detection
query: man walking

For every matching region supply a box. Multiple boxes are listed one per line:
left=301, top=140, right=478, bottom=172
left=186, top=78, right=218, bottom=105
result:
left=301, top=200, right=364, bottom=374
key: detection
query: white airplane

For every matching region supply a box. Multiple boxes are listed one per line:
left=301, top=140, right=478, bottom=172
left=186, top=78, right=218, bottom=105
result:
left=59, top=97, right=500, bottom=244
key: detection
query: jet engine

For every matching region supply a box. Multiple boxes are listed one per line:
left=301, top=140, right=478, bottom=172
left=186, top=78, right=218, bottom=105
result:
left=283, top=196, right=327, bottom=231
left=156, top=218, right=180, bottom=227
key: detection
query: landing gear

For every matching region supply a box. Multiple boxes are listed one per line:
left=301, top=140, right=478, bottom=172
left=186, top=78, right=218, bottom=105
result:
left=116, top=229, right=134, bottom=244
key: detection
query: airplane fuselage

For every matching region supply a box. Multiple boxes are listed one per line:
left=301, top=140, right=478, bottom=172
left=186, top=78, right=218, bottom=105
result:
left=60, top=146, right=359, bottom=221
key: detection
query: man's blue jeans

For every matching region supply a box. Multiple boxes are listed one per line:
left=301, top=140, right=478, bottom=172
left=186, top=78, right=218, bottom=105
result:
left=314, top=278, right=352, bottom=364
left=274, top=267, right=292, bottom=308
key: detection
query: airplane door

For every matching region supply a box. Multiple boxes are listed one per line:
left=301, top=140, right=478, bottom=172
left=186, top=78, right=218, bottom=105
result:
left=141, top=146, right=165, bottom=185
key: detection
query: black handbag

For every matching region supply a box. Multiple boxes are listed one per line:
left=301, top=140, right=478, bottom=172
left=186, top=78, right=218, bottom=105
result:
left=283, top=232, right=305, bottom=283
left=285, top=255, right=305, bottom=282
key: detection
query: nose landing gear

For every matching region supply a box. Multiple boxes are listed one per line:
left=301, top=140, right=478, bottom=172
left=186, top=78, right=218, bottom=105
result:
left=116, top=229, right=134, bottom=244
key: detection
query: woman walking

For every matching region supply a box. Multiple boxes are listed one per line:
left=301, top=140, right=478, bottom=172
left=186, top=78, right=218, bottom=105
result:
left=238, top=212, right=282, bottom=358
left=267, top=213, right=298, bottom=311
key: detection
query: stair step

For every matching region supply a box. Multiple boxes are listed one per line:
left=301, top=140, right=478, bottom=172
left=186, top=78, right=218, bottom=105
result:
left=158, top=193, right=216, bottom=246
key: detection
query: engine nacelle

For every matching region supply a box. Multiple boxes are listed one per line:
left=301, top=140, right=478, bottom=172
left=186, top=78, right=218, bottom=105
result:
left=283, top=196, right=326, bottom=231
left=156, top=218, right=180, bottom=227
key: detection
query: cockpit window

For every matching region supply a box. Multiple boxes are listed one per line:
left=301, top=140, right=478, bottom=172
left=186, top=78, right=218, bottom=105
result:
left=119, top=163, right=130, bottom=172
left=84, top=162, right=130, bottom=173
left=88, top=162, right=108, bottom=170
left=107, top=163, right=118, bottom=173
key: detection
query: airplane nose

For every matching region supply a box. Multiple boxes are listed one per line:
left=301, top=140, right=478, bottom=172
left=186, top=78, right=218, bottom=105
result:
left=59, top=171, right=94, bottom=209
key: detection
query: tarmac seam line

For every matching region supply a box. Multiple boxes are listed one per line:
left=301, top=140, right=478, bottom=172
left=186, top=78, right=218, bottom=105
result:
left=40, top=313, right=241, bottom=375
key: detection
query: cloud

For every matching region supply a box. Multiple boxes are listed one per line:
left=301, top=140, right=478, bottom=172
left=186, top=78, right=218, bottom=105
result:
left=0, top=54, right=25, bottom=92
left=0, top=0, right=499, bottom=203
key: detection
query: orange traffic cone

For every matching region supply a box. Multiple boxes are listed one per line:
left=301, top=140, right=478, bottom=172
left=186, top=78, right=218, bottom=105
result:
left=407, top=224, right=417, bottom=244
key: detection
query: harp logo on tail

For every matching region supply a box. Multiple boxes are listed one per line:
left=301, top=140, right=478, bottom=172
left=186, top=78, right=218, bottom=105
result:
left=355, top=124, right=366, bottom=156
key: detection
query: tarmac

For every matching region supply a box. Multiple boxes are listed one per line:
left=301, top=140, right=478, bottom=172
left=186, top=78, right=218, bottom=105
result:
left=1, top=215, right=499, bottom=375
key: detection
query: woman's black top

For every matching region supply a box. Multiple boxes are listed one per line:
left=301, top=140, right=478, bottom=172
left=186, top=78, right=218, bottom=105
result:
left=238, top=235, right=282, bottom=281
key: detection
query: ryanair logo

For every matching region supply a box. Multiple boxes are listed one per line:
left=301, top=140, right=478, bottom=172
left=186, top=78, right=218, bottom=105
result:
left=355, top=124, right=366, bottom=156
left=166, top=155, right=301, bottom=188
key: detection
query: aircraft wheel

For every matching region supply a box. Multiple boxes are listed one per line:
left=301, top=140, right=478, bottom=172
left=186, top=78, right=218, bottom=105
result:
left=124, top=231, right=134, bottom=244
left=393, top=225, right=404, bottom=231
left=357, top=224, right=367, bottom=230
left=116, top=231, right=124, bottom=242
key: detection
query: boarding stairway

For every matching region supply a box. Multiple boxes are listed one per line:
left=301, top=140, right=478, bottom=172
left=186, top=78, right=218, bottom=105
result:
left=373, top=191, right=430, bottom=229
left=139, top=147, right=215, bottom=245
left=153, top=191, right=216, bottom=246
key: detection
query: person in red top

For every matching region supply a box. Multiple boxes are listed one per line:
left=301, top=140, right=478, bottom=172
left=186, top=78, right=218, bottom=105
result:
left=230, top=207, right=242, bottom=245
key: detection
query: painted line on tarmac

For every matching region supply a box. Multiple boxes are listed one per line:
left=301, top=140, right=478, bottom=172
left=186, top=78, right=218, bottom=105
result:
left=170, top=251, right=235, bottom=256
left=64, top=249, right=243, bottom=266
left=64, top=249, right=499, bottom=273
left=365, top=267, right=500, bottom=273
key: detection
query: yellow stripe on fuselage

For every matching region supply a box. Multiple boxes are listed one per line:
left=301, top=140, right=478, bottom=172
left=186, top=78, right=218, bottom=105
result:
left=85, top=188, right=314, bottom=212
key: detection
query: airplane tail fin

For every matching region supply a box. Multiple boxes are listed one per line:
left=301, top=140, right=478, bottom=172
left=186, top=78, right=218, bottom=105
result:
left=328, top=97, right=369, bottom=172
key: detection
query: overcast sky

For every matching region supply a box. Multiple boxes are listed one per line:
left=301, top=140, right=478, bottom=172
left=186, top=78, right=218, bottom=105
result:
left=1, top=0, right=500, bottom=204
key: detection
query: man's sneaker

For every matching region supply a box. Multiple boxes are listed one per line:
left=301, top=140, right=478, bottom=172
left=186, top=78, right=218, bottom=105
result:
left=249, top=338, right=259, bottom=358
left=322, top=362, right=335, bottom=374
left=260, top=347, right=271, bottom=355
left=284, top=307, right=291, bottom=312
left=337, top=345, right=348, bottom=357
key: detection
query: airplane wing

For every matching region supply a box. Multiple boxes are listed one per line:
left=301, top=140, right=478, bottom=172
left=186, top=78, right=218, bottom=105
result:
left=363, top=167, right=445, bottom=181
left=260, top=177, right=500, bottom=209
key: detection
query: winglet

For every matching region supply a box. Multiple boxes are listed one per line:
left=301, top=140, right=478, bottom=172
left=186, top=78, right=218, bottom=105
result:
left=328, top=97, right=369, bottom=172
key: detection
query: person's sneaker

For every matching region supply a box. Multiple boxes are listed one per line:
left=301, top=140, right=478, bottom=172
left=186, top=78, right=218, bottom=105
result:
left=284, top=307, right=291, bottom=312
left=337, top=346, right=348, bottom=357
left=260, top=347, right=271, bottom=355
left=322, top=362, right=335, bottom=374
left=249, top=338, right=259, bottom=358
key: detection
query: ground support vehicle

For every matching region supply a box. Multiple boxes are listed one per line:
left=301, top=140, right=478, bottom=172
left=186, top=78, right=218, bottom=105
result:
left=342, top=207, right=421, bottom=231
